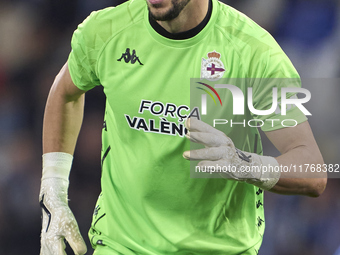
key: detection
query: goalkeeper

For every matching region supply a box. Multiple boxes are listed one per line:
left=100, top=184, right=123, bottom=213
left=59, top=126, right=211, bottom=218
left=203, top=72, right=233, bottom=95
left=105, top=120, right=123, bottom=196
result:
left=39, top=0, right=327, bottom=254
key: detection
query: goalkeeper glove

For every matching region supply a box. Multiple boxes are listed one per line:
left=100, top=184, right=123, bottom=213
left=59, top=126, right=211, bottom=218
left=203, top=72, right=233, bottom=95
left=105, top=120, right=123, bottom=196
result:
left=39, top=152, right=87, bottom=255
left=183, top=118, right=281, bottom=190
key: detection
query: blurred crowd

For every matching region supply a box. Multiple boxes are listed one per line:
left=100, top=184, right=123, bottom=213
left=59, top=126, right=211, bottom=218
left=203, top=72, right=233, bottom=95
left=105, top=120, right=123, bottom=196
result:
left=0, top=0, right=339, bottom=254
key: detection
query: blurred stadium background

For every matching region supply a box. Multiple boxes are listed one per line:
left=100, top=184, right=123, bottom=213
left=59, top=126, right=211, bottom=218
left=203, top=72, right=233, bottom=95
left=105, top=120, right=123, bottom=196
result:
left=0, top=0, right=339, bottom=254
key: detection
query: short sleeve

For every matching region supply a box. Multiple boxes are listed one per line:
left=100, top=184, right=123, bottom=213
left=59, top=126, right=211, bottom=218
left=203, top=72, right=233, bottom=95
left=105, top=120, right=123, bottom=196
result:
left=68, top=11, right=102, bottom=91
left=249, top=37, right=307, bottom=131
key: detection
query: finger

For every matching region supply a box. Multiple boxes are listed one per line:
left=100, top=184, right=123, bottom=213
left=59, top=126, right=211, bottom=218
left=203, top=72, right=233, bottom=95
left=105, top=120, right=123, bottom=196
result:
left=58, top=238, right=67, bottom=255
left=185, top=131, right=232, bottom=147
left=64, top=221, right=87, bottom=255
left=40, top=240, right=51, bottom=255
left=41, top=235, right=66, bottom=255
left=185, top=118, right=225, bottom=136
left=183, top=146, right=232, bottom=161
left=40, top=212, right=62, bottom=255
left=67, top=234, right=87, bottom=255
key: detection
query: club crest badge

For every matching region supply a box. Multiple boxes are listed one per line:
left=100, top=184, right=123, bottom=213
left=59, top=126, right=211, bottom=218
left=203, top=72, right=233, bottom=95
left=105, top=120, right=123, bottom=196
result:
left=201, top=51, right=226, bottom=81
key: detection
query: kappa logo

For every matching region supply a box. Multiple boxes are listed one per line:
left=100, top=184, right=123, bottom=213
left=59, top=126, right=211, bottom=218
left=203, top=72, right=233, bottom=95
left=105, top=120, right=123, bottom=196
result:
left=117, top=48, right=143, bottom=65
left=201, top=51, right=226, bottom=81
left=257, top=216, right=264, bottom=228
left=256, top=200, right=263, bottom=209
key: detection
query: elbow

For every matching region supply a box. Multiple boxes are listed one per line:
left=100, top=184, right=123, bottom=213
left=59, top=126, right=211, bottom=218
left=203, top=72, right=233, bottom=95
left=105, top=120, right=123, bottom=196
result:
left=308, top=177, right=327, bottom=197
left=307, top=156, right=327, bottom=197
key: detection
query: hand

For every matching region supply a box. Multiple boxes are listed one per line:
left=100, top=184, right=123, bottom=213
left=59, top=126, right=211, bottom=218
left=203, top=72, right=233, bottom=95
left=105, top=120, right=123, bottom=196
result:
left=39, top=178, right=87, bottom=255
left=183, top=118, right=280, bottom=190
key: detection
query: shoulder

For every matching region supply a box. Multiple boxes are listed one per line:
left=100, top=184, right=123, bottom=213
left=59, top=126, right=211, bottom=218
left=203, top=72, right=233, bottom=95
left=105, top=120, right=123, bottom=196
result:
left=214, top=1, right=281, bottom=53
left=214, top=0, right=297, bottom=78
left=68, top=0, right=147, bottom=89
left=74, top=0, right=145, bottom=43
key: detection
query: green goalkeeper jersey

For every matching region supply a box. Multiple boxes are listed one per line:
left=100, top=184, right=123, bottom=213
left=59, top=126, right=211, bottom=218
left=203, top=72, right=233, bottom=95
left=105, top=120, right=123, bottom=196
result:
left=68, top=0, right=306, bottom=254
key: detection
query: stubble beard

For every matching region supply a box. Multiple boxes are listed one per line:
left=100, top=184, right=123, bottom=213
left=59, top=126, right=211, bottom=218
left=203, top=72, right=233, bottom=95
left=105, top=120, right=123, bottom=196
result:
left=148, top=0, right=191, bottom=21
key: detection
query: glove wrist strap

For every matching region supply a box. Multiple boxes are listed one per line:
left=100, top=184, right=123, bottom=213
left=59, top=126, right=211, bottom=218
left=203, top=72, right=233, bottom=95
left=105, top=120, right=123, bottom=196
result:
left=247, top=153, right=281, bottom=190
left=42, top=152, right=73, bottom=181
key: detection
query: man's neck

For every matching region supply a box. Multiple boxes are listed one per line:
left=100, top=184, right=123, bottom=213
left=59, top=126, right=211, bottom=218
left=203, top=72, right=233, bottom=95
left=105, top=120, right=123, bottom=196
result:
left=156, top=0, right=210, bottom=34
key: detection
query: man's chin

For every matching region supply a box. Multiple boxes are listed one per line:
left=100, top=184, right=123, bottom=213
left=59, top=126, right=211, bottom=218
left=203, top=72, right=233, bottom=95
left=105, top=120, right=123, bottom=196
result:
left=149, top=11, right=169, bottom=21
left=147, top=0, right=190, bottom=22
left=148, top=7, right=173, bottom=21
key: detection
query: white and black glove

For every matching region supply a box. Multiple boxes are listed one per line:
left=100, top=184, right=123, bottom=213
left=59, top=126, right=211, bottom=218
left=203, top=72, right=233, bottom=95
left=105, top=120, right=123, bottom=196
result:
left=39, top=152, right=87, bottom=255
left=183, top=118, right=281, bottom=190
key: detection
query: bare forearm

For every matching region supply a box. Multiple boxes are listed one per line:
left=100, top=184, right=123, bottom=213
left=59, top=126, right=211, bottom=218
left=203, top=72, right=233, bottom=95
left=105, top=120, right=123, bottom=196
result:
left=264, top=122, right=327, bottom=197
left=43, top=63, right=85, bottom=155
left=269, top=145, right=327, bottom=197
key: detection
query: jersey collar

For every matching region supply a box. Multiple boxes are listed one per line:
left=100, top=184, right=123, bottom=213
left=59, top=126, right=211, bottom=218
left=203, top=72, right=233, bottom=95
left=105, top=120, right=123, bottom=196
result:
left=148, top=0, right=212, bottom=40
left=144, top=0, right=219, bottom=48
